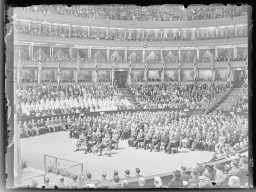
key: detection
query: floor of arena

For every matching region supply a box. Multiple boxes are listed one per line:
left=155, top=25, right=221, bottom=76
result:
left=21, top=131, right=214, bottom=180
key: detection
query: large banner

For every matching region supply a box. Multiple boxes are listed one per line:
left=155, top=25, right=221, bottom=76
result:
left=78, top=70, right=92, bottom=82
left=21, top=69, right=36, bottom=82
left=148, top=70, right=161, bottom=81
left=198, top=70, right=212, bottom=81
left=163, top=50, right=178, bottom=63
left=131, top=70, right=144, bottom=82
left=215, top=69, right=227, bottom=81
left=98, top=70, right=111, bottom=82
left=164, top=70, right=178, bottom=81
left=42, top=69, right=55, bottom=82
left=61, top=70, right=74, bottom=82
left=181, top=69, right=194, bottom=81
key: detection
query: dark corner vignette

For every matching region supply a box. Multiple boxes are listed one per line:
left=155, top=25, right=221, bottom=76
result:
left=4, top=5, right=15, bottom=190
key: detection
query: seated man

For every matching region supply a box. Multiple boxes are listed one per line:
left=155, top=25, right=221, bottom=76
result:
left=143, top=129, right=153, bottom=150
left=98, top=134, right=112, bottom=156
left=134, top=129, right=145, bottom=149
left=128, top=130, right=137, bottom=147
left=151, top=131, right=161, bottom=152
left=160, top=130, right=169, bottom=152
left=112, top=129, right=120, bottom=150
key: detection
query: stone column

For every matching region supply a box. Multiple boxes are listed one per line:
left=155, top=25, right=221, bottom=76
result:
left=88, top=26, right=90, bottom=38
left=106, top=48, right=110, bottom=62
left=196, top=48, right=199, bottom=60
left=178, top=63, right=181, bottom=84
left=215, top=47, right=218, bottom=59
left=144, top=67, right=148, bottom=82
left=68, top=24, right=71, bottom=38
left=88, top=47, right=92, bottom=60
left=124, top=48, right=128, bottom=63
left=178, top=48, right=181, bottom=63
left=142, top=49, right=145, bottom=63
left=160, top=49, right=165, bottom=82
left=234, top=47, right=237, bottom=58
left=75, top=57, right=79, bottom=83
left=38, top=61, right=42, bottom=84
left=211, top=65, right=216, bottom=82
left=128, top=61, right=132, bottom=85
left=111, top=65, right=115, bottom=86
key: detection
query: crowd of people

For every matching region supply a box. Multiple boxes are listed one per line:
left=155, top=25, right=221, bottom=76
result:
left=16, top=82, right=232, bottom=118
left=21, top=5, right=248, bottom=21
left=25, top=152, right=248, bottom=188
left=19, top=109, right=247, bottom=160
left=130, top=83, right=230, bottom=110
left=218, top=85, right=248, bottom=113
left=14, top=20, right=247, bottom=42
left=16, top=83, right=134, bottom=117
left=23, top=110, right=248, bottom=188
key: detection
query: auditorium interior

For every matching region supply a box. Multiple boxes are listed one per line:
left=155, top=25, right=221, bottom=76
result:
left=11, top=5, right=249, bottom=188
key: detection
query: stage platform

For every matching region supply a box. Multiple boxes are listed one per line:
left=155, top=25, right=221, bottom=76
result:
left=21, top=131, right=214, bottom=180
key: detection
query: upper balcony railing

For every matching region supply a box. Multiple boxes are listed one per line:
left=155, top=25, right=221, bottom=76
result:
left=16, top=5, right=248, bottom=22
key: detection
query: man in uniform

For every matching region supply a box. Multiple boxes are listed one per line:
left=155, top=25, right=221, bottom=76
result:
left=134, top=129, right=144, bottom=149
left=151, top=130, right=161, bottom=152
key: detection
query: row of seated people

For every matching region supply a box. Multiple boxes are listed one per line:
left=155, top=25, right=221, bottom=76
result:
left=17, top=82, right=229, bottom=117
left=17, top=83, right=116, bottom=102
left=22, top=5, right=247, bottom=21
left=17, top=83, right=134, bottom=117
left=20, top=110, right=248, bottom=161
left=127, top=111, right=247, bottom=159
left=130, top=83, right=230, bottom=110
left=26, top=150, right=248, bottom=188
left=14, top=21, right=247, bottom=42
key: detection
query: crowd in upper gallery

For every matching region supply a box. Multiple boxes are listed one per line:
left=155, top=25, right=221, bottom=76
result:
left=16, top=47, right=248, bottom=65
left=20, top=5, right=247, bottom=21
left=14, top=19, right=247, bottom=42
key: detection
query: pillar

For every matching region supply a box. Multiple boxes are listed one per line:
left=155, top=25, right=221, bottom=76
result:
left=106, top=28, right=109, bottom=39
left=211, top=66, right=216, bottom=82
left=68, top=24, right=71, bottom=38
left=161, top=65, right=165, bottom=82
left=92, top=70, right=98, bottom=83
left=142, top=49, right=145, bottom=63
left=124, top=48, right=128, bottom=63
left=234, top=47, right=237, bottom=58
left=196, top=48, right=199, bottom=60
left=88, top=26, right=90, bottom=38
left=160, top=49, right=165, bottom=82
left=88, top=47, right=92, bottom=60
left=106, top=48, right=110, bottom=62
left=111, top=66, right=115, bottom=86
left=178, top=63, right=181, bottom=84
left=50, top=47, right=53, bottom=57
left=128, top=63, right=132, bottom=85
left=75, top=58, right=79, bottom=83
left=178, top=48, right=181, bottom=63
left=38, top=61, right=42, bottom=84
left=29, top=44, right=33, bottom=59
left=234, top=25, right=238, bottom=37
left=215, top=47, right=218, bottom=59
left=144, top=68, right=147, bottom=82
